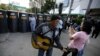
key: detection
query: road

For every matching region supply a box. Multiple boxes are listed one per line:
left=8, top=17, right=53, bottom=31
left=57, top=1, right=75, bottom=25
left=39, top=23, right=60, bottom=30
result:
left=0, top=30, right=100, bottom=56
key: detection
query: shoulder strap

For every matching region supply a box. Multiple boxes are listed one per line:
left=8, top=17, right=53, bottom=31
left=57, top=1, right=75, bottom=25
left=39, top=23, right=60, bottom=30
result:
left=42, top=29, right=52, bottom=36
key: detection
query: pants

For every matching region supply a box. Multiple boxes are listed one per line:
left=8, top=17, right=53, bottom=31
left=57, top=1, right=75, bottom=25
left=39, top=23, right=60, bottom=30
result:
left=59, top=28, right=62, bottom=36
left=77, top=49, right=84, bottom=56
left=77, top=43, right=86, bottom=56
left=62, top=48, right=78, bottom=56
left=92, top=30, right=100, bottom=38
left=30, top=21, right=36, bottom=32
left=63, top=22, right=70, bottom=30
left=38, top=47, right=53, bottom=56
left=66, top=23, right=70, bottom=29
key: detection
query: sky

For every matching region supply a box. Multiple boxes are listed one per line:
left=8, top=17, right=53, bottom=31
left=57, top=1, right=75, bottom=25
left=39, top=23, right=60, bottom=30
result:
left=0, top=0, right=68, bottom=8
left=56, top=0, right=69, bottom=7
left=56, top=0, right=65, bottom=4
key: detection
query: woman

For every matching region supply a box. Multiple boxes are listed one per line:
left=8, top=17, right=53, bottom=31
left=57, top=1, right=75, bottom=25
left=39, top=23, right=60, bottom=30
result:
left=62, top=20, right=91, bottom=56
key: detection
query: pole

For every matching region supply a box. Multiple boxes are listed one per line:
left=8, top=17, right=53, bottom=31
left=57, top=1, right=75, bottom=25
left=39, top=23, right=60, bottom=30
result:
left=85, top=0, right=93, bottom=18
left=52, top=0, right=54, bottom=14
left=67, top=0, right=74, bottom=20
left=8, top=0, right=10, bottom=10
left=59, top=3, right=63, bottom=15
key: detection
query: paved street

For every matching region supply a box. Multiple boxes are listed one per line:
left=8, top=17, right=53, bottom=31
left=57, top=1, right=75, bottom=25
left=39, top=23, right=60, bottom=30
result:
left=0, top=30, right=100, bottom=56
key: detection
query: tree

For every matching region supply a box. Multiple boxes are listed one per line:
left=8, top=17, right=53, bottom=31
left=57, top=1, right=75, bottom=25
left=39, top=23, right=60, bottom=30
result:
left=7, top=4, right=19, bottom=10
left=0, top=4, right=8, bottom=10
left=0, top=3, right=27, bottom=11
left=26, top=7, right=40, bottom=13
left=41, top=0, right=56, bottom=13
left=26, top=8, right=32, bottom=13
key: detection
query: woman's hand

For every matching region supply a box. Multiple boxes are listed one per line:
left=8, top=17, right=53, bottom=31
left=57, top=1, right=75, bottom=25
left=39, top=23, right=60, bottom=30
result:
left=36, top=42, right=43, bottom=47
left=68, top=26, right=76, bottom=37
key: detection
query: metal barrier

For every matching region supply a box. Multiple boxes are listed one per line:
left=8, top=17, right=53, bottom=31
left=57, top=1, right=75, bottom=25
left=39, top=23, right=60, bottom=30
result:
left=0, top=10, right=8, bottom=33
left=18, top=12, right=28, bottom=32
left=7, top=10, right=18, bottom=32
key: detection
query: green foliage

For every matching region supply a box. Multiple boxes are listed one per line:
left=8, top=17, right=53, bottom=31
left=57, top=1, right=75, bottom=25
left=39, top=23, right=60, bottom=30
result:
left=26, top=7, right=40, bottom=13
left=0, top=3, right=27, bottom=11
left=74, top=15, right=84, bottom=25
left=8, top=4, right=19, bottom=10
left=0, top=4, right=8, bottom=10
left=41, top=0, right=56, bottom=13
left=26, top=8, right=32, bottom=13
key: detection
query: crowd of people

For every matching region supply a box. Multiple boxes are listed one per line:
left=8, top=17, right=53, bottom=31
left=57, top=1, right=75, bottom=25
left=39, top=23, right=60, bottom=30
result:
left=29, top=15, right=100, bottom=56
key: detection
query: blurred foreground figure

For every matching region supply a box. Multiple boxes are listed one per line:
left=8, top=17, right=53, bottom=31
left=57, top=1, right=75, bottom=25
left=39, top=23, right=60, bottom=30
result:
left=91, top=20, right=100, bottom=39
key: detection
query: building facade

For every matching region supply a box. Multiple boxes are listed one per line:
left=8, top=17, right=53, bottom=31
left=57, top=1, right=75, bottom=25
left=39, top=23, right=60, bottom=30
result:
left=69, top=0, right=100, bottom=15
left=29, top=0, right=45, bottom=9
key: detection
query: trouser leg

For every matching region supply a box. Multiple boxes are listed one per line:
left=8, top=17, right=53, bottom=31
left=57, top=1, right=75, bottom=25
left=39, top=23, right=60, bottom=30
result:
left=38, top=49, right=45, bottom=56
left=46, top=47, right=53, bottom=56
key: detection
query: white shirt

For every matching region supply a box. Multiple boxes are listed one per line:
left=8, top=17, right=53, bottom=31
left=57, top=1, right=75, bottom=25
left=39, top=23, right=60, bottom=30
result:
left=56, top=20, right=63, bottom=29
left=67, top=18, right=70, bottom=23
left=37, top=23, right=59, bottom=39
left=29, top=17, right=36, bottom=21
left=29, top=16, right=36, bottom=31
